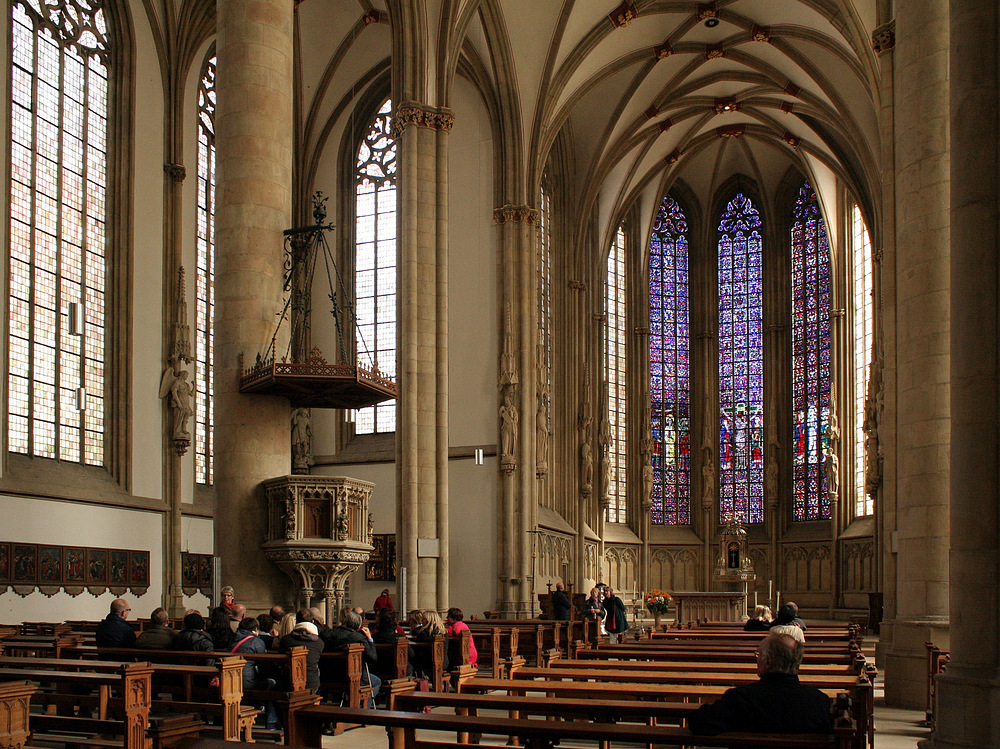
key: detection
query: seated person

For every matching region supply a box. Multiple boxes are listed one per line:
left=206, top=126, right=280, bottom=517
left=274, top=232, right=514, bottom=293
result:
left=279, top=612, right=325, bottom=694
left=689, top=632, right=832, bottom=736
left=444, top=607, right=478, bottom=667
left=136, top=607, right=177, bottom=649
left=321, top=609, right=381, bottom=706
left=770, top=602, right=808, bottom=631
left=95, top=599, right=137, bottom=648
left=743, top=605, right=773, bottom=632
left=373, top=607, right=415, bottom=676
left=256, top=614, right=276, bottom=650
left=174, top=612, right=214, bottom=663
left=411, top=610, right=450, bottom=678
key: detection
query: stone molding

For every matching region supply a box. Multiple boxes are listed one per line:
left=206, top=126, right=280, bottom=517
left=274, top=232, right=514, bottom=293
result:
left=493, top=204, right=539, bottom=225
left=389, top=103, right=455, bottom=138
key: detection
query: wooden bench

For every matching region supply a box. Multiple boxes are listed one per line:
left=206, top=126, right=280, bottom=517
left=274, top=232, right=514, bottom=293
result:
left=0, top=680, right=35, bottom=749
left=534, top=655, right=874, bottom=678
left=924, top=641, right=950, bottom=728
left=290, top=704, right=855, bottom=749
left=0, top=661, right=152, bottom=749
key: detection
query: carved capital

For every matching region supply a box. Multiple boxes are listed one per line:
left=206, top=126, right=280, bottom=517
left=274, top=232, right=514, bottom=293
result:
left=568, top=279, right=588, bottom=291
left=389, top=103, right=455, bottom=138
left=634, top=326, right=650, bottom=336
left=494, top=204, right=539, bottom=225
left=872, top=21, right=895, bottom=55
left=164, top=163, right=186, bottom=183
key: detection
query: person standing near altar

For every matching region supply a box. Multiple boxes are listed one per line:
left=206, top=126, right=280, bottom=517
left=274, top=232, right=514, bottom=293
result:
left=601, top=586, right=628, bottom=644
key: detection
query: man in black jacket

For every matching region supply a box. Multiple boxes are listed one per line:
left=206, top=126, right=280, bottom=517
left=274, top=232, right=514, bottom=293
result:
left=689, top=631, right=832, bottom=736
left=551, top=582, right=572, bottom=620
left=321, top=609, right=381, bottom=705
left=95, top=599, right=137, bottom=648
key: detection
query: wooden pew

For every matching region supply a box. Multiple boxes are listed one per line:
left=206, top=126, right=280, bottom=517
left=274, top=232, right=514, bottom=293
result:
left=465, top=625, right=520, bottom=677
left=0, top=661, right=153, bottom=749
left=371, top=639, right=417, bottom=709
left=447, top=629, right=478, bottom=691
left=0, top=680, right=35, bottom=749
left=534, top=656, right=874, bottom=678
left=407, top=634, right=447, bottom=692
left=582, top=643, right=863, bottom=665
left=924, top=641, right=950, bottom=728
left=290, top=705, right=855, bottom=749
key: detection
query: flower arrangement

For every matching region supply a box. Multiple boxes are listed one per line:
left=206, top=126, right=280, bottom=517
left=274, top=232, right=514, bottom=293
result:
left=644, top=589, right=673, bottom=616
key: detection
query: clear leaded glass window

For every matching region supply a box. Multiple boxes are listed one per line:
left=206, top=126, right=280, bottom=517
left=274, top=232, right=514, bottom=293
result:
left=718, top=194, right=764, bottom=524
left=791, top=183, right=832, bottom=521
left=8, top=0, right=109, bottom=464
left=355, top=99, right=396, bottom=434
left=604, top=227, right=627, bottom=522
left=649, top=195, right=690, bottom=525
left=538, top=182, right=552, bottom=418
left=194, top=55, right=215, bottom=484
left=852, top=204, right=874, bottom=517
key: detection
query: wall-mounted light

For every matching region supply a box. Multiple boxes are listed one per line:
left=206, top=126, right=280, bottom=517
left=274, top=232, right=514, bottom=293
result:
left=474, top=448, right=484, bottom=466
left=76, top=387, right=87, bottom=412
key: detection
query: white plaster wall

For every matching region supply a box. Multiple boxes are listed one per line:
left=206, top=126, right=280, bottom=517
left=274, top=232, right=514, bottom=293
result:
left=131, top=9, right=167, bottom=501
left=179, top=516, right=214, bottom=613
left=0, top=496, right=163, bottom=621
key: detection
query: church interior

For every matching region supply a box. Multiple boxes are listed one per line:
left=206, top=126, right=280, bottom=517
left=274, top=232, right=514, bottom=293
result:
left=0, top=0, right=995, bottom=745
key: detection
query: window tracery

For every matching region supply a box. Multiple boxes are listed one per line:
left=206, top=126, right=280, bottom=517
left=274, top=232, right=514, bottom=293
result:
left=194, top=54, right=215, bottom=484
left=355, top=99, right=396, bottom=435
left=604, top=227, right=627, bottom=522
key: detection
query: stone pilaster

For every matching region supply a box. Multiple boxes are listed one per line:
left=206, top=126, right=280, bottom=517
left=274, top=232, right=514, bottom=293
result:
left=923, top=3, right=1000, bottom=746
left=881, top=0, right=951, bottom=708
left=393, top=103, right=453, bottom=612
left=214, top=0, right=294, bottom=609
left=494, top=204, right=539, bottom=616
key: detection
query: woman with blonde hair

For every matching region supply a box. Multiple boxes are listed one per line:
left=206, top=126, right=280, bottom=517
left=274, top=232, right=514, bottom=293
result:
left=411, top=609, right=450, bottom=676
left=743, top=604, right=773, bottom=632
left=275, top=612, right=298, bottom=639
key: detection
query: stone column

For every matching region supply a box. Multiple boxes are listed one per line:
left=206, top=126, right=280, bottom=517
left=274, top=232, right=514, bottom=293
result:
left=393, top=104, right=453, bottom=612
left=881, top=0, right=951, bottom=708
left=926, top=3, right=1000, bottom=746
left=214, top=0, right=294, bottom=609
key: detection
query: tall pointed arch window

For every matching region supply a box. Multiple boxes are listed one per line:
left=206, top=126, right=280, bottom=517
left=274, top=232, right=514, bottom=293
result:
left=538, top=182, right=552, bottom=413
left=8, top=0, right=109, bottom=463
left=718, top=194, right=764, bottom=523
left=791, top=183, right=832, bottom=521
left=355, top=99, right=396, bottom=434
left=194, top=55, right=216, bottom=484
left=649, top=195, right=691, bottom=525
left=604, top=227, right=627, bottom=522
left=852, top=204, right=874, bottom=517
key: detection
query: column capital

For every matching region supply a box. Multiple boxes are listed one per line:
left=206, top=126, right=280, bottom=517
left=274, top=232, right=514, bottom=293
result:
left=493, top=204, right=539, bottom=225
left=390, top=102, right=455, bottom=138
left=164, top=163, right=186, bottom=183
left=872, top=20, right=895, bottom=55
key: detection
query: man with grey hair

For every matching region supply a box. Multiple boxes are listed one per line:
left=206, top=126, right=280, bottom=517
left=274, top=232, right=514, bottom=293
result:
left=689, top=631, right=832, bottom=736
left=321, top=609, right=381, bottom=706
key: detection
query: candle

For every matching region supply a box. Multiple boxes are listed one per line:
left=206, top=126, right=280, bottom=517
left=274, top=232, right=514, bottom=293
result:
left=768, top=579, right=773, bottom=602
left=753, top=591, right=757, bottom=609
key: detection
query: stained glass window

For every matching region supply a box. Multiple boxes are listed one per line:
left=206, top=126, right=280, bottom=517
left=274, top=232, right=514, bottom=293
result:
left=852, top=204, right=874, bottom=517
left=649, top=195, right=690, bottom=525
left=194, top=55, right=215, bottom=484
left=355, top=99, right=396, bottom=434
left=718, top=194, right=764, bottom=524
left=791, top=183, right=832, bottom=521
left=605, top=227, right=627, bottom=522
left=8, top=0, right=109, bottom=464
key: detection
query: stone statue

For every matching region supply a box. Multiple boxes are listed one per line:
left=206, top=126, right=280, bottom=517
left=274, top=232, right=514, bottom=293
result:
left=580, top=439, right=593, bottom=494
left=535, top=399, right=548, bottom=474
left=824, top=450, right=840, bottom=498
left=159, top=366, right=194, bottom=442
left=291, top=407, right=314, bottom=472
left=500, top=392, right=518, bottom=459
left=642, top=460, right=654, bottom=509
left=701, top=446, right=714, bottom=507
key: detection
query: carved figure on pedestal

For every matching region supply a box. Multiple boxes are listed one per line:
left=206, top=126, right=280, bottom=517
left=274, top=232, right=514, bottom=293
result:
left=581, top=439, right=594, bottom=495
left=291, top=407, right=314, bottom=473
left=500, top=392, right=518, bottom=460
left=536, top=398, right=548, bottom=474
left=159, top=367, right=194, bottom=442
left=642, top=460, right=654, bottom=510
left=824, top=450, right=840, bottom=499
left=701, top=446, right=714, bottom=508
